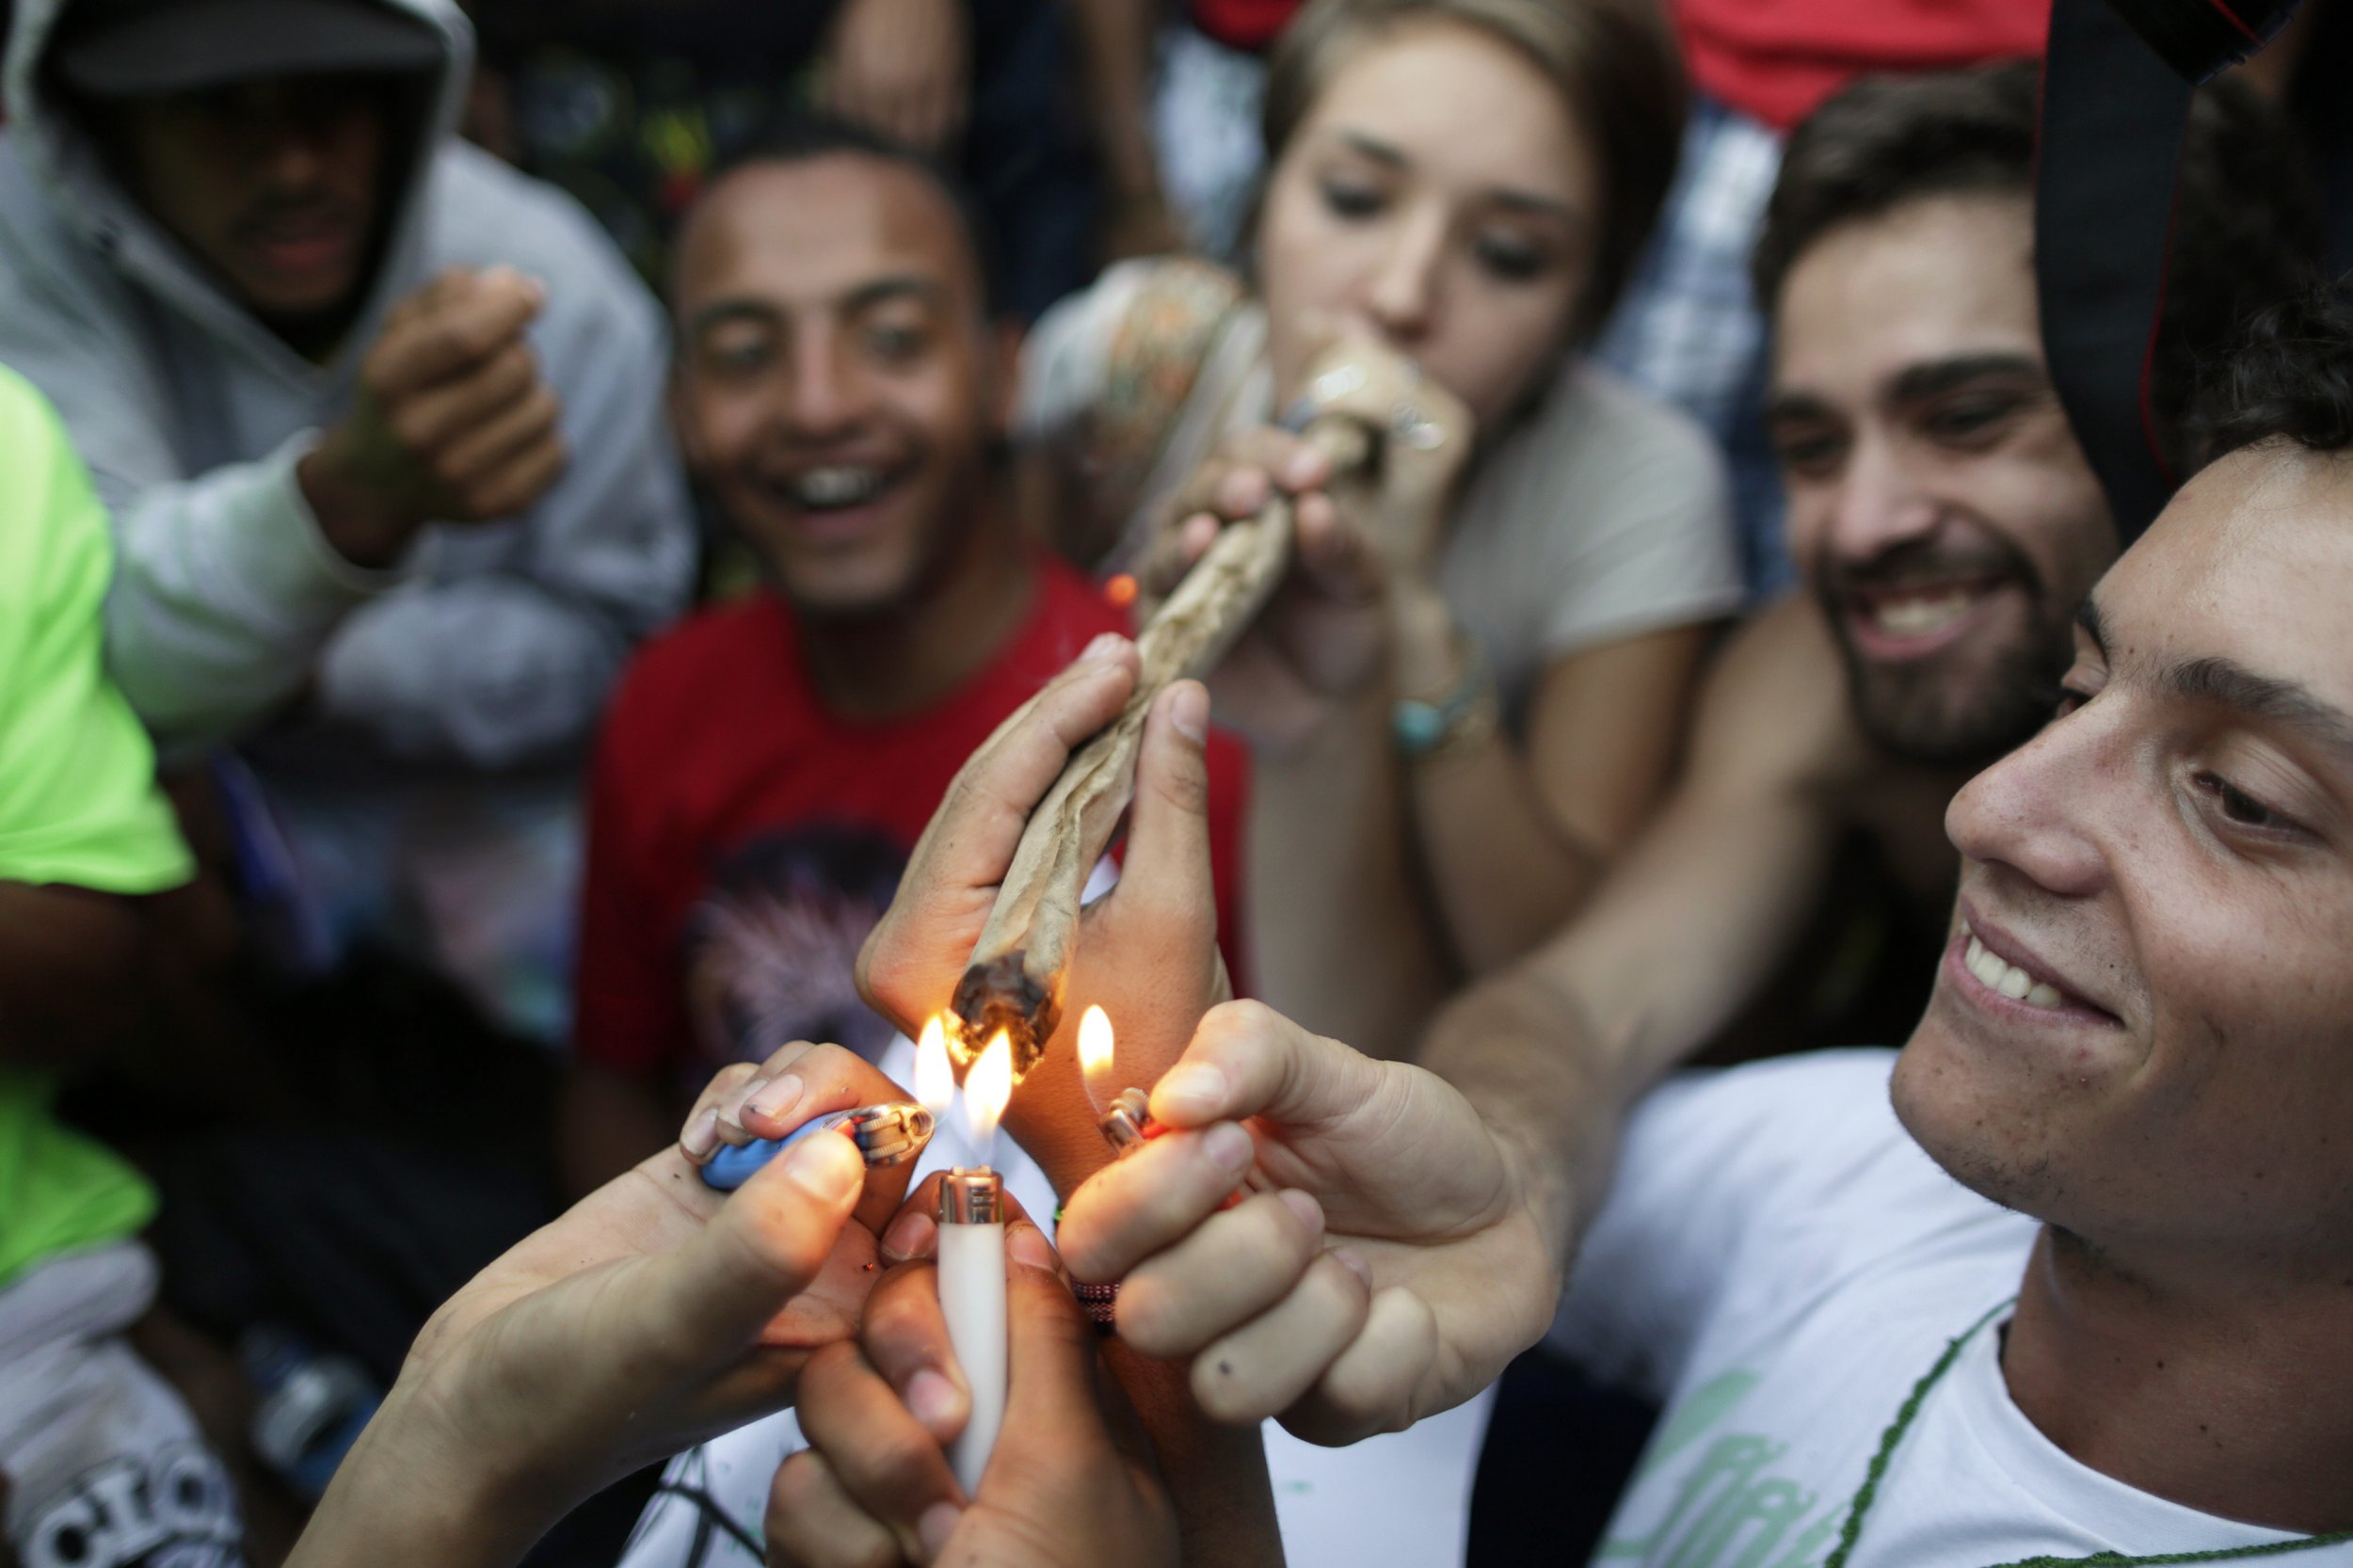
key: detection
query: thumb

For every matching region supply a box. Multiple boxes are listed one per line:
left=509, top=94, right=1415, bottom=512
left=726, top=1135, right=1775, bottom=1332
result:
left=990, top=1245, right=1102, bottom=1463
left=1109, top=680, right=1216, bottom=940
left=643, top=1128, right=865, bottom=1361
left=1148, top=1000, right=1383, bottom=1132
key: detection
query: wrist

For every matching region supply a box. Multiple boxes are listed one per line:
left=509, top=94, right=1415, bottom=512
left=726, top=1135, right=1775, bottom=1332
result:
left=289, top=1383, right=543, bottom=1568
left=1100, top=1341, right=1284, bottom=1568
left=1003, top=1080, right=1116, bottom=1203
left=1392, top=632, right=1497, bottom=763
left=1387, top=583, right=1459, bottom=697
left=298, top=439, right=419, bottom=569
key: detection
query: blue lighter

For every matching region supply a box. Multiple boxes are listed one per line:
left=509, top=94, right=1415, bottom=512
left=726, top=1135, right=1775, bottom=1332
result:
left=700, top=1102, right=938, bottom=1192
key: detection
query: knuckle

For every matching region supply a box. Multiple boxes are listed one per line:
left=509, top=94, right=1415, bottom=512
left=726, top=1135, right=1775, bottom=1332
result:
left=766, top=1451, right=833, bottom=1520
left=1261, top=1195, right=1324, bottom=1264
left=1191, top=1351, right=1274, bottom=1425
left=861, top=1272, right=938, bottom=1349
left=791, top=1039, right=860, bottom=1085
left=1210, top=996, right=1280, bottom=1042
left=492, top=342, right=537, bottom=384
left=387, top=408, right=436, bottom=455
left=757, top=1039, right=819, bottom=1078
left=1151, top=749, right=1211, bottom=816
left=797, top=1341, right=868, bottom=1408
left=867, top=1423, right=940, bottom=1492
left=693, top=1063, right=760, bottom=1119
left=1110, top=1281, right=1187, bottom=1355
left=446, top=315, right=504, bottom=361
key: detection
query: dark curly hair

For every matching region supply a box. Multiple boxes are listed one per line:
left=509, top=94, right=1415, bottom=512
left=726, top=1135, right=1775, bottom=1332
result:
left=2191, top=283, right=2353, bottom=463
left=1753, top=60, right=2324, bottom=472
left=686, top=113, right=1004, bottom=318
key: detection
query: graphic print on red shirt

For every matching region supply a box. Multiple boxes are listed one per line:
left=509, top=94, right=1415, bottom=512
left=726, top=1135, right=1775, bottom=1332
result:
left=574, top=553, right=1250, bottom=1096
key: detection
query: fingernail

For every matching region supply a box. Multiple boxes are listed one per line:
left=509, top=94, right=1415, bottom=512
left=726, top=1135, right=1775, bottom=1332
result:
left=782, top=1126, right=863, bottom=1204
left=1283, top=448, right=1324, bottom=488
left=881, top=1208, right=937, bottom=1262
left=1008, top=1222, right=1057, bottom=1273
left=1278, top=1188, right=1323, bottom=1235
left=1080, top=632, right=1124, bottom=664
left=905, top=1368, right=962, bottom=1432
left=918, top=1501, right=962, bottom=1558
left=1204, top=1121, right=1254, bottom=1173
left=746, top=1073, right=804, bottom=1123
left=680, top=1108, right=720, bottom=1161
left=1169, top=682, right=1208, bottom=744
left=1334, top=1247, right=1373, bottom=1288
left=723, top=1076, right=763, bottom=1126
left=1155, top=1063, right=1226, bottom=1121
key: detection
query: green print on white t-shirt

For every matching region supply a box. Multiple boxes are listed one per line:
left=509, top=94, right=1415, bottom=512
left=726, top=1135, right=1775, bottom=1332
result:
left=1595, top=1369, right=1844, bottom=1568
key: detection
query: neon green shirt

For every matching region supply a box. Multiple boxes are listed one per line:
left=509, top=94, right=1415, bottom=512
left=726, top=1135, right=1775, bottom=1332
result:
left=0, top=363, right=194, bottom=1288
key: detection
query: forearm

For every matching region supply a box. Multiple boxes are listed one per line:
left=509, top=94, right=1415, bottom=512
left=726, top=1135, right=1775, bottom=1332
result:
left=1243, top=683, right=1449, bottom=1061
left=1402, top=730, right=1601, bottom=975
left=1416, top=966, right=1625, bottom=1273
left=1417, top=779, right=1842, bottom=1251
left=1391, top=588, right=1683, bottom=974
left=1101, top=1341, right=1285, bottom=1568
left=106, top=442, right=392, bottom=752
left=1061, top=0, right=1165, bottom=206
left=286, top=1385, right=540, bottom=1568
left=0, top=884, right=150, bottom=1071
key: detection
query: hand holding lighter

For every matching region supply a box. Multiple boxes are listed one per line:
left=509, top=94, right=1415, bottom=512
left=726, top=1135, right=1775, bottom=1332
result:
left=938, top=1169, right=1007, bottom=1494
left=699, top=1103, right=936, bottom=1192
left=1096, top=1086, right=1273, bottom=1205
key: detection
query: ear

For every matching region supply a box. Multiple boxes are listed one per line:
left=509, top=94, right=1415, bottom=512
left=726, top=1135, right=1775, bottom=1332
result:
left=985, top=317, right=1026, bottom=443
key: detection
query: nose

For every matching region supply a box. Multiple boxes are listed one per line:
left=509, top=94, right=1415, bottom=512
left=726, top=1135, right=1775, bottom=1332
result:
left=782, top=327, right=872, bottom=440
left=1361, top=205, right=1446, bottom=344
left=248, top=89, right=340, bottom=189
left=1945, top=697, right=2111, bottom=901
left=1824, top=431, right=1941, bottom=566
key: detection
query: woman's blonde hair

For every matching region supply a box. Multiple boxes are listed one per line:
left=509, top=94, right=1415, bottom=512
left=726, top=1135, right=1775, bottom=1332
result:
left=1260, top=0, right=1687, bottom=340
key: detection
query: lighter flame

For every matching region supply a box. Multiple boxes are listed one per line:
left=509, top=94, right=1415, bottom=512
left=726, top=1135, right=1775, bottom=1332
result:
left=914, top=1016, right=956, bottom=1119
left=1078, top=1005, right=1115, bottom=1110
left=963, top=1031, right=1015, bottom=1148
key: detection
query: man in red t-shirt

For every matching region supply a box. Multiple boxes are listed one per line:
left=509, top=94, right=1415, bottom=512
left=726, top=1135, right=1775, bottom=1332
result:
left=557, top=119, right=1248, bottom=1194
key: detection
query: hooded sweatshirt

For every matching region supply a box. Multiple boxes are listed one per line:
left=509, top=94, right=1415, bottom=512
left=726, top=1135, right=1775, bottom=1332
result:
left=0, top=0, right=695, bottom=771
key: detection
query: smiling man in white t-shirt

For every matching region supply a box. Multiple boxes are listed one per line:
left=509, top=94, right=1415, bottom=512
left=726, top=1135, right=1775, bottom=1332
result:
left=1566, top=284, right=2353, bottom=1553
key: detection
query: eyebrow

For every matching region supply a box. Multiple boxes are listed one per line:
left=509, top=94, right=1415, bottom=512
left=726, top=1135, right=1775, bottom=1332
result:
left=1886, top=353, right=2049, bottom=406
left=1335, top=131, right=1583, bottom=225
left=1760, top=354, right=2048, bottom=429
left=684, top=276, right=948, bottom=337
left=2077, top=598, right=2353, bottom=760
left=2168, top=658, right=2353, bottom=761
left=1760, top=389, right=1833, bottom=428
left=843, top=276, right=951, bottom=313
left=685, top=299, right=776, bottom=336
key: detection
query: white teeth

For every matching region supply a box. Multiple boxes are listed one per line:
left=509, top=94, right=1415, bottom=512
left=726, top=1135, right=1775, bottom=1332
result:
left=793, top=467, right=885, bottom=507
left=1963, top=930, right=2067, bottom=1011
left=1870, top=590, right=1980, bottom=638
